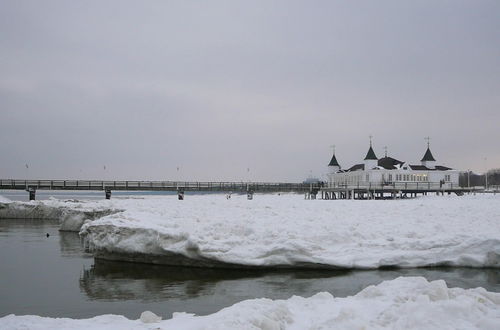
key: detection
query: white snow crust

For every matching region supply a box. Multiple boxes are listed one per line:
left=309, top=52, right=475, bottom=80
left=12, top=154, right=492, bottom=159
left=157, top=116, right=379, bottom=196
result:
left=0, top=198, right=122, bottom=231
left=4, top=194, right=499, bottom=268
left=74, top=194, right=500, bottom=269
left=1, top=277, right=499, bottom=329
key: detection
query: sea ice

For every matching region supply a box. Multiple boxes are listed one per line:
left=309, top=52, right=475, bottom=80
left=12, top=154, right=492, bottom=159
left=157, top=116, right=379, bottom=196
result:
left=140, top=311, right=162, bottom=323
left=3, top=193, right=499, bottom=269
left=77, top=194, right=500, bottom=269
left=1, top=277, right=499, bottom=329
left=0, top=197, right=122, bottom=231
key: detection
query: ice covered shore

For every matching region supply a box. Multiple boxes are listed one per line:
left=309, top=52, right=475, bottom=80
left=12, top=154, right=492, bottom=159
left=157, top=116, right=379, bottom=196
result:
left=2, top=193, right=499, bottom=268
left=1, top=277, right=499, bottom=329
left=79, top=194, right=500, bottom=269
left=0, top=197, right=121, bottom=231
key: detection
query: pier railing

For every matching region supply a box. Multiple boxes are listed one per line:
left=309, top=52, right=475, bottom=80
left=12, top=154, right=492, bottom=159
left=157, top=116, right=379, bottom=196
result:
left=0, top=179, right=321, bottom=193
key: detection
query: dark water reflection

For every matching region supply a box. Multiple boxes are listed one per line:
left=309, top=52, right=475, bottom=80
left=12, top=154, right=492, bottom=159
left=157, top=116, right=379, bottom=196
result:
left=0, top=218, right=499, bottom=320
left=82, top=260, right=500, bottom=303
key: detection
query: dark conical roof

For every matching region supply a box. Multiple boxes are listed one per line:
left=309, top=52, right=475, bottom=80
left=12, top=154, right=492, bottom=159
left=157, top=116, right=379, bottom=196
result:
left=421, top=147, right=436, bottom=162
left=364, top=146, right=377, bottom=160
left=328, top=153, right=340, bottom=167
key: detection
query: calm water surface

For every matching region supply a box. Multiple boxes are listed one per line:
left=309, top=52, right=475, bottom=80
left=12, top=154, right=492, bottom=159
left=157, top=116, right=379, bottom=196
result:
left=1, top=218, right=499, bottom=320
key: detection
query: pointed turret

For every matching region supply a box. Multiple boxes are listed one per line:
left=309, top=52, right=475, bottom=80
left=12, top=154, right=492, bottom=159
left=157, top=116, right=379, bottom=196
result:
left=421, top=148, right=435, bottom=162
left=364, top=146, right=377, bottom=160
left=328, top=146, right=341, bottom=174
left=364, top=137, right=378, bottom=170
left=421, top=138, right=436, bottom=169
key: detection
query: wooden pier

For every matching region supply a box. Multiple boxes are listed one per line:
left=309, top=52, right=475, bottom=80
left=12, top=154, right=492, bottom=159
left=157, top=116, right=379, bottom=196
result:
left=0, top=179, right=481, bottom=200
left=0, top=179, right=322, bottom=200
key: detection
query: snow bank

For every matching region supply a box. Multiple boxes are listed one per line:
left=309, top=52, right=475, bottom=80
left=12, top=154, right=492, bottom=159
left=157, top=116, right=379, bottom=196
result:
left=78, top=194, right=500, bottom=269
left=0, top=195, right=11, bottom=203
left=1, top=277, right=499, bottom=329
left=0, top=199, right=122, bottom=232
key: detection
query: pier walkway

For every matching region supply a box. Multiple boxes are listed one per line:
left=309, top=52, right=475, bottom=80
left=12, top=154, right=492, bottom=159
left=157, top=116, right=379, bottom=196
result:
left=0, top=179, right=483, bottom=200
left=0, top=179, right=322, bottom=200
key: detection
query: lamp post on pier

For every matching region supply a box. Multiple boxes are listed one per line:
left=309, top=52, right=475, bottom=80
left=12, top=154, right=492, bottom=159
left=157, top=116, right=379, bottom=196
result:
left=484, top=158, right=488, bottom=191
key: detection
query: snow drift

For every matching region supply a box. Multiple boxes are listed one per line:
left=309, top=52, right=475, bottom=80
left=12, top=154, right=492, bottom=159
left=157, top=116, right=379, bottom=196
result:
left=1, top=277, right=499, bottom=329
left=78, top=194, right=500, bottom=269
left=0, top=198, right=122, bottom=232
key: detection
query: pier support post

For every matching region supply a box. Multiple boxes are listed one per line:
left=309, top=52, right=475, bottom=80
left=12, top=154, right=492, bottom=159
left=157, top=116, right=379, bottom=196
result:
left=178, top=190, right=185, bottom=200
left=27, top=187, right=36, bottom=201
left=105, top=189, right=112, bottom=200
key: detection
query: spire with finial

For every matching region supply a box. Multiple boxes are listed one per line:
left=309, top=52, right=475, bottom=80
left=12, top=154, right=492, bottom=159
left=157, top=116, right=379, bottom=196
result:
left=421, top=137, right=435, bottom=162
left=384, top=146, right=388, bottom=158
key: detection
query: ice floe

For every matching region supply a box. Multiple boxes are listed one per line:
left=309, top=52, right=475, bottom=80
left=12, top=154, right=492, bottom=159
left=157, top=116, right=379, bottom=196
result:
left=1, top=277, right=499, bottom=329
left=77, top=194, right=500, bottom=269
left=0, top=197, right=122, bottom=231
left=3, top=193, right=499, bottom=268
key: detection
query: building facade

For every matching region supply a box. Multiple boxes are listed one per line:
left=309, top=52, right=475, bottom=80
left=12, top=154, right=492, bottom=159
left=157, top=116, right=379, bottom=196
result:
left=327, top=142, right=460, bottom=189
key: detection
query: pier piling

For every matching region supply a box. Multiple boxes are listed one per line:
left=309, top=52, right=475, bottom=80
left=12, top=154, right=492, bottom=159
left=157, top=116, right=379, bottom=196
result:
left=27, top=187, right=36, bottom=201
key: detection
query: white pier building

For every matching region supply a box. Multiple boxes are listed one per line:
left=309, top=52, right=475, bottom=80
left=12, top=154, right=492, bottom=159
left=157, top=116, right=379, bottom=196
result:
left=326, top=141, right=459, bottom=192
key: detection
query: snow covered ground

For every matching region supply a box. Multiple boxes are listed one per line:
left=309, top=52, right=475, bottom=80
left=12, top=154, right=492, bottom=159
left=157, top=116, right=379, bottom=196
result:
left=78, top=193, right=500, bottom=268
left=1, top=277, right=499, bottom=329
left=0, top=196, right=122, bottom=231
left=2, top=193, right=499, bottom=268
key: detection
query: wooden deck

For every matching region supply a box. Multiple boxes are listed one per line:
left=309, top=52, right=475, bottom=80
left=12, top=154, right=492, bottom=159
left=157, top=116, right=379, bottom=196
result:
left=0, top=179, right=486, bottom=200
left=0, top=179, right=321, bottom=193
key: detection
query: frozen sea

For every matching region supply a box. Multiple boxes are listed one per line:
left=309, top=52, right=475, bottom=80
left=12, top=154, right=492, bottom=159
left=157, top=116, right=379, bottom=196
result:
left=0, top=191, right=499, bottom=329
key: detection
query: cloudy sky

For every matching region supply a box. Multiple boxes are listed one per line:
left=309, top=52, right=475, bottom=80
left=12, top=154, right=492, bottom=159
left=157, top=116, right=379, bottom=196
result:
left=1, top=0, right=499, bottom=181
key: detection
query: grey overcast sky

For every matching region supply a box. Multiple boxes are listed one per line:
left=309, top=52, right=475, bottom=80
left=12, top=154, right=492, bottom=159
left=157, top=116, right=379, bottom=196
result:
left=1, top=1, right=499, bottom=181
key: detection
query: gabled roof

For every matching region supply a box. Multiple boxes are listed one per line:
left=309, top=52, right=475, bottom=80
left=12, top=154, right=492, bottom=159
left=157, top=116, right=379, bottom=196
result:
left=364, top=146, right=377, bottom=160
left=348, top=164, right=365, bottom=171
left=378, top=156, right=404, bottom=170
left=328, top=153, right=340, bottom=167
left=435, top=165, right=452, bottom=171
left=421, top=147, right=436, bottom=162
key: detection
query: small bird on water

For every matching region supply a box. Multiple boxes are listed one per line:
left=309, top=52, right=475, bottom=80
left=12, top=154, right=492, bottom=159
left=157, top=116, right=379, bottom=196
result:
left=46, top=233, right=50, bottom=238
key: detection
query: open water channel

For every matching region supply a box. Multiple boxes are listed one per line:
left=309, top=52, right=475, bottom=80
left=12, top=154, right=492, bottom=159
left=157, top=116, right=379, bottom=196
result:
left=0, top=191, right=499, bottom=320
